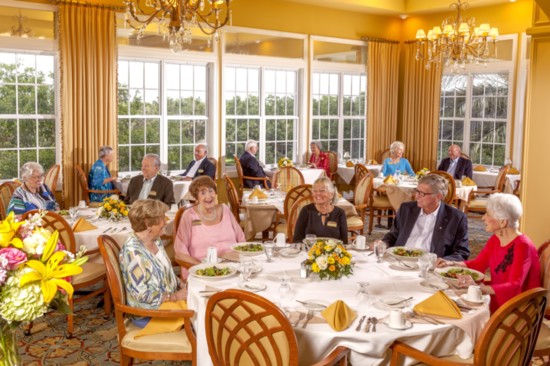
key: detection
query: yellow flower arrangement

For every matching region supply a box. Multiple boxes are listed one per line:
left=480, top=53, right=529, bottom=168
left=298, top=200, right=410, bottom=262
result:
left=98, top=194, right=128, bottom=221
left=416, top=168, right=430, bottom=180
left=277, top=157, right=294, bottom=168
left=307, top=238, right=353, bottom=280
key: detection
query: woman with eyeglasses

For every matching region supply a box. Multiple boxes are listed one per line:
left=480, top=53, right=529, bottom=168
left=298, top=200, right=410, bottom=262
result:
left=174, top=176, right=245, bottom=270
left=8, top=162, right=59, bottom=215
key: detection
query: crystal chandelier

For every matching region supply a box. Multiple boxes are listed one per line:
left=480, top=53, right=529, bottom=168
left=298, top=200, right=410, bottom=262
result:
left=124, top=0, right=232, bottom=53
left=415, top=0, right=498, bottom=70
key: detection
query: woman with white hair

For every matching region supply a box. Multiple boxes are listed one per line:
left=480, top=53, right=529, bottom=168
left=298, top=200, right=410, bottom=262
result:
left=381, top=141, right=415, bottom=176
left=8, top=162, right=58, bottom=214
left=88, top=145, right=118, bottom=202
left=309, top=141, right=330, bottom=176
left=436, top=193, right=540, bottom=313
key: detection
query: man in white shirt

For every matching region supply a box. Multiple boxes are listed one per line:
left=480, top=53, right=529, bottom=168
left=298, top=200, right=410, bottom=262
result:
left=181, top=144, right=216, bottom=180
left=437, top=144, right=473, bottom=180
left=124, top=154, right=175, bottom=206
left=375, top=174, right=470, bottom=261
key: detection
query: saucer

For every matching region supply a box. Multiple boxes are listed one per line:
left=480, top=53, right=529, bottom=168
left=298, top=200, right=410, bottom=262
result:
left=347, top=244, right=371, bottom=252
left=383, top=320, right=413, bottom=330
left=279, top=247, right=301, bottom=258
left=239, top=281, right=267, bottom=293
left=377, top=296, right=410, bottom=309
left=460, top=294, right=484, bottom=305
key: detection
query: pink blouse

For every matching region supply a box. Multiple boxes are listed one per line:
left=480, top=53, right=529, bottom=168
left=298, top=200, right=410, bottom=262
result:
left=174, top=204, right=246, bottom=261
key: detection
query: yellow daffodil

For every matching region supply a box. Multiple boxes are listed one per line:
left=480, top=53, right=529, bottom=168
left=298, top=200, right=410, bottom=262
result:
left=19, top=231, right=83, bottom=303
left=0, top=211, right=24, bottom=248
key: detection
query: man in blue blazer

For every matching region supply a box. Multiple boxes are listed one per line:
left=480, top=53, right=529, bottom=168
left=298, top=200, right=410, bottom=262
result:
left=437, top=144, right=473, bottom=179
left=239, top=140, right=272, bottom=188
left=181, top=144, right=216, bottom=180
left=377, top=174, right=470, bottom=261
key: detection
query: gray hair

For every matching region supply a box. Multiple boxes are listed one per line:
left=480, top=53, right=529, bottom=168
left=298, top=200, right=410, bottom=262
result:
left=390, top=141, right=405, bottom=156
left=143, top=153, right=161, bottom=168
left=245, top=140, right=258, bottom=151
left=418, top=174, right=448, bottom=201
left=310, top=141, right=323, bottom=151
left=313, top=176, right=339, bottom=204
left=98, top=146, right=113, bottom=159
left=196, top=143, right=207, bottom=154
left=20, top=162, right=44, bottom=182
left=486, top=193, right=523, bottom=229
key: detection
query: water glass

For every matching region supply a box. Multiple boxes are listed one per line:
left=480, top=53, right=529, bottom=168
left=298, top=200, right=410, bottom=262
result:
left=239, top=260, right=253, bottom=283
left=355, top=282, right=371, bottom=308
left=426, top=253, right=438, bottom=272
left=418, top=254, right=431, bottom=278
left=69, top=206, right=79, bottom=225
left=278, top=273, right=292, bottom=303
left=264, top=243, right=275, bottom=262
left=373, top=241, right=386, bottom=263
left=305, top=234, right=317, bottom=249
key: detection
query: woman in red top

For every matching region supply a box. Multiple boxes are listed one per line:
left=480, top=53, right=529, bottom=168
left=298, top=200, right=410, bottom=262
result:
left=436, top=193, right=541, bottom=313
left=309, top=141, right=330, bottom=176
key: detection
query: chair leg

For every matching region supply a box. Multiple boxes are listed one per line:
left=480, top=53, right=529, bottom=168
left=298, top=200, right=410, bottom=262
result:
left=103, top=286, right=112, bottom=319
left=67, top=297, right=74, bottom=338
left=368, top=210, right=374, bottom=235
left=121, top=354, right=134, bottom=366
left=23, top=321, right=33, bottom=336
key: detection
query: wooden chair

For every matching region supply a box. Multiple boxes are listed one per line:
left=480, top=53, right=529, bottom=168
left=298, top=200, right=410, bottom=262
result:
left=390, top=287, right=547, bottom=366
left=367, top=179, right=395, bottom=234
left=208, top=157, right=218, bottom=180
left=233, top=154, right=270, bottom=200
left=223, top=174, right=246, bottom=225
left=429, top=170, right=457, bottom=205
left=326, top=151, right=339, bottom=181
left=0, top=181, right=19, bottom=220
left=97, top=235, right=196, bottom=366
left=205, top=289, right=350, bottom=366
left=287, top=195, right=314, bottom=241
left=464, top=165, right=509, bottom=217
left=21, top=210, right=110, bottom=338
left=461, top=152, right=470, bottom=160
left=273, top=184, right=312, bottom=237
left=534, top=240, right=550, bottom=363
left=347, top=175, right=371, bottom=238
left=75, top=164, right=120, bottom=207
left=44, top=163, right=61, bottom=193
left=513, top=179, right=521, bottom=198
left=272, top=166, right=304, bottom=192
left=354, top=164, right=371, bottom=184
left=380, top=148, right=391, bottom=162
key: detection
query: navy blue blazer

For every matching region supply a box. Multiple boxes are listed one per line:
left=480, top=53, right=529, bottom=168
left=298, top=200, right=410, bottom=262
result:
left=437, top=157, right=473, bottom=179
left=239, top=151, right=270, bottom=188
left=382, top=201, right=470, bottom=261
left=181, top=158, right=216, bottom=179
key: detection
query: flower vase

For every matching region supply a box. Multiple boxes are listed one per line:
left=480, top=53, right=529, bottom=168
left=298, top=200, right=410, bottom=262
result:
left=0, top=319, right=21, bottom=366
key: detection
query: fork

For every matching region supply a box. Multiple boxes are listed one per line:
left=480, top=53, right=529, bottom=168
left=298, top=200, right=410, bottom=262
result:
left=364, top=317, right=372, bottom=332
left=294, top=312, right=306, bottom=327
left=396, top=259, right=414, bottom=269
left=302, top=310, right=314, bottom=328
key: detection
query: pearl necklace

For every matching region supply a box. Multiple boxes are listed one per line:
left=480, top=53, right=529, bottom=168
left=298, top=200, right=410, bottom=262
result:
left=198, top=206, right=218, bottom=222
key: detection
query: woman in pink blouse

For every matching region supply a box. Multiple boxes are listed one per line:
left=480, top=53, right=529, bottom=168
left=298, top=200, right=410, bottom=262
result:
left=437, top=193, right=541, bottom=313
left=309, top=141, right=330, bottom=176
left=174, top=176, right=245, bottom=272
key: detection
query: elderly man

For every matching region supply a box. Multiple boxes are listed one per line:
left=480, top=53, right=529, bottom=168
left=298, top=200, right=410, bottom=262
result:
left=375, top=174, right=470, bottom=261
left=437, top=144, right=473, bottom=180
left=239, top=140, right=273, bottom=188
left=180, top=144, right=216, bottom=180
left=124, top=154, right=175, bottom=206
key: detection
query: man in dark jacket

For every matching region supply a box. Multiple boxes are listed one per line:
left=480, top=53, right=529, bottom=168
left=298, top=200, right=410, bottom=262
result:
left=181, top=144, right=216, bottom=180
left=437, top=144, right=473, bottom=180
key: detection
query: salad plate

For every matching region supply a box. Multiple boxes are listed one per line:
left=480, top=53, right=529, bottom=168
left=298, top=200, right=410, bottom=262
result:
left=189, top=263, right=237, bottom=280
left=434, top=266, right=484, bottom=284
left=231, top=243, right=265, bottom=256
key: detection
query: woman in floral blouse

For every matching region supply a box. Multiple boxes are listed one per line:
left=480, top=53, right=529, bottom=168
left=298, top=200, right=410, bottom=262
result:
left=88, top=146, right=118, bottom=202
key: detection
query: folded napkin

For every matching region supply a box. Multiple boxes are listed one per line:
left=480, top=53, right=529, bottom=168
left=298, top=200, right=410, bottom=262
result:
left=345, top=160, right=355, bottom=168
left=383, top=175, right=397, bottom=184
left=367, top=159, right=379, bottom=165
left=473, top=165, right=487, bottom=172
left=461, top=177, right=476, bottom=186
left=321, top=300, right=357, bottom=331
left=72, top=217, right=98, bottom=232
left=413, top=291, right=462, bottom=319
left=507, top=167, right=520, bottom=175
left=135, top=300, right=187, bottom=338
left=249, top=188, right=268, bottom=199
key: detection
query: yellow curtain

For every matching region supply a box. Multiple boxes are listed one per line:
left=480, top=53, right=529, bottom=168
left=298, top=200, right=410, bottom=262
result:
left=401, top=42, right=442, bottom=172
left=366, top=40, right=399, bottom=162
left=58, top=3, right=117, bottom=207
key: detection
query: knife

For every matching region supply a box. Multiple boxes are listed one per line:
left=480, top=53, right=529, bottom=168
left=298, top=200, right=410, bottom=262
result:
left=103, top=227, right=112, bottom=233
left=296, top=300, right=327, bottom=309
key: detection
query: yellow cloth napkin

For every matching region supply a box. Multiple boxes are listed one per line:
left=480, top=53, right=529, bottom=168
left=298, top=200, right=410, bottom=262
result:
left=461, top=177, right=476, bottom=186
left=321, top=300, right=357, bottom=331
left=507, top=167, right=520, bottom=175
left=383, top=175, right=397, bottom=184
left=72, top=217, right=98, bottom=232
left=413, top=291, right=462, bottom=319
left=367, top=159, right=379, bottom=165
left=249, top=188, right=268, bottom=199
left=473, top=165, right=487, bottom=172
left=135, top=300, right=187, bottom=338
left=345, top=160, right=355, bottom=167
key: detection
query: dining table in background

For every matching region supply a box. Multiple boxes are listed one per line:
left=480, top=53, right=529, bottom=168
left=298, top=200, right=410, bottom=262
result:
left=187, top=249, right=490, bottom=366
left=114, top=176, right=193, bottom=203
left=337, top=164, right=383, bottom=184
left=472, top=170, right=520, bottom=194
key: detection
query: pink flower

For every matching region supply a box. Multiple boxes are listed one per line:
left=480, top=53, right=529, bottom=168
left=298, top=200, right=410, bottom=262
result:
left=0, top=247, right=28, bottom=270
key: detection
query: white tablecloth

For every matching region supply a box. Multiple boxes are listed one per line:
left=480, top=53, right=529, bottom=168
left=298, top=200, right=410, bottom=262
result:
left=337, top=165, right=383, bottom=184
left=114, top=178, right=192, bottom=203
left=472, top=171, right=520, bottom=194
left=298, top=168, right=326, bottom=184
left=187, top=251, right=490, bottom=365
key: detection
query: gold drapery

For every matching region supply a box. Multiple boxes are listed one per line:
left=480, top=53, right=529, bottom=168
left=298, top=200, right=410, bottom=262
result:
left=401, top=42, right=442, bottom=172
left=58, top=3, right=117, bottom=206
left=366, top=40, right=399, bottom=162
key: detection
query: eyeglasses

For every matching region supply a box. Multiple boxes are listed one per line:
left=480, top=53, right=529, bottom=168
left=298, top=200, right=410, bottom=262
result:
left=414, top=189, right=434, bottom=198
left=30, top=174, right=44, bottom=180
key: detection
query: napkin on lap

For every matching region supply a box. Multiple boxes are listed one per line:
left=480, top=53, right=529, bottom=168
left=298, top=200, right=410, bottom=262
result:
left=321, top=300, right=357, bottom=331
left=72, top=217, right=98, bottom=232
left=135, top=300, right=187, bottom=338
left=413, top=291, right=462, bottom=319
left=473, top=165, right=487, bottom=172
left=461, top=177, right=476, bottom=186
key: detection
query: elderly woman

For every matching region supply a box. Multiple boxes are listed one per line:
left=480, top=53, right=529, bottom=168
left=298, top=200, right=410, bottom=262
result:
left=175, top=176, right=245, bottom=267
left=309, top=141, right=330, bottom=176
left=382, top=141, right=415, bottom=176
left=436, top=193, right=540, bottom=313
left=8, top=162, right=58, bottom=215
left=88, top=145, right=118, bottom=202
left=293, top=176, right=348, bottom=243
left=119, top=199, right=186, bottom=327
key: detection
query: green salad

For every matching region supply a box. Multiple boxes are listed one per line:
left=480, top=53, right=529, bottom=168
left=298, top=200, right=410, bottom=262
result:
left=195, top=266, right=232, bottom=277
left=393, top=247, right=424, bottom=257
left=234, top=243, right=263, bottom=252
left=58, top=210, right=69, bottom=216
left=440, top=268, right=480, bottom=281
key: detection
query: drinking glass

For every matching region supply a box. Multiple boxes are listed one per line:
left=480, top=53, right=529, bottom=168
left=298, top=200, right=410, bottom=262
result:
left=418, top=254, right=431, bottom=278
left=69, top=206, right=79, bottom=225
left=264, top=243, right=275, bottom=262
left=355, top=281, right=371, bottom=308
left=305, top=234, right=316, bottom=250
left=239, top=260, right=253, bottom=283
left=373, top=240, right=386, bottom=263
left=426, top=253, right=438, bottom=273
left=278, top=273, right=292, bottom=304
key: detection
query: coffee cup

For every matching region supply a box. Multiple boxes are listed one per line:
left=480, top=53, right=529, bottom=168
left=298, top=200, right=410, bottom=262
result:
left=467, top=285, right=483, bottom=302
left=206, top=246, right=218, bottom=264
left=353, top=235, right=366, bottom=249
left=170, top=204, right=178, bottom=213
left=389, top=309, right=406, bottom=328
left=78, top=200, right=87, bottom=209
left=274, top=233, right=286, bottom=247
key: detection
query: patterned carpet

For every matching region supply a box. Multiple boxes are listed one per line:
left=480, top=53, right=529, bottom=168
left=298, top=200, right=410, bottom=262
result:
left=15, top=216, right=490, bottom=365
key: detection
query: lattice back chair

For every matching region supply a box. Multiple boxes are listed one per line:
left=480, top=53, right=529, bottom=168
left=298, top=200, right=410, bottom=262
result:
left=380, top=149, right=391, bottom=162
left=465, top=165, right=510, bottom=217
left=273, top=166, right=304, bottom=193
left=208, top=157, right=218, bottom=180
left=354, top=164, right=371, bottom=185
left=287, top=195, right=314, bottom=242
left=233, top=155, right=270, bottom=200
left=163, top=204, right=195, bottom=267
left=326, top=151, right=339, bottom=181
left=21, top=210, right=110, bottom=338
left=205, top=289, right=350, bottom=366
left=223, top=174, right=245, bottom=225
left=273, top=184, right=312, bottom=237
left=0, top=181, right=19, bottom=220
left=44, top=163, right=61, bottom=193
left=428, top=171, right=457, bottom=205
left=367, top=177, right=395, bottom=235
left=391, top=287, right=547, bottom=366
left=97, top=235, right=197, bottom=366
left=75, top=164, right=120, bottom=207
left=533, top=240, right=550, bottom=362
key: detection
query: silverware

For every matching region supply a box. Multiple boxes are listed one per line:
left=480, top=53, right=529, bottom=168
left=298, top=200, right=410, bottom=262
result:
left=386, top=296, right=413, bottom=306
left=396, top=260, right=414, bottom=269
left=371, top=317, right=378, bottom=332
left=296, top=300, right=327, bottom=309
left=411, top=310, right=443, bottom=325
left=364, top=317, right=372, bottom=332
left=294, top=312, right=306, bottom=327
left=355, top=315, right=366, bottom=331
left=103, top=227, right=112, bottom=234
left=302, top=310, right=314, bottom=329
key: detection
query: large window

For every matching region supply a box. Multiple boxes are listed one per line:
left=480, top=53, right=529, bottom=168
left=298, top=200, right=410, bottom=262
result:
left=0, top=52, right=56, bottom=178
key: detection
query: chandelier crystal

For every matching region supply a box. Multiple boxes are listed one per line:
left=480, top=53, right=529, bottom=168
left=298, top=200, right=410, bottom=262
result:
left=124, top=0, right=232, bottom=53
left=415, top=0, right=498, bottom=70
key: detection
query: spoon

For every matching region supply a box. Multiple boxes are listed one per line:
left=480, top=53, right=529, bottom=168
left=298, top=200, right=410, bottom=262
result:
left=370, top=317, right=378, bottom=332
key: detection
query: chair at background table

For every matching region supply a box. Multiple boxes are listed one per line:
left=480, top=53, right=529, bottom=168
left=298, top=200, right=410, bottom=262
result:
left=464, top=165, right=509, bottom=217
left=347, top=175, right=370, bottom=239
left=390, top=287, right=547, bottom=366
left=205, top=289, right=350, bottom=366
left=367, top=179, right=394, bottom=235
left=22, top=210, right=110, bottom=338
left=428, top=170, right=457, bottom=206
left=533, top=240, right=550, bottom=363
left=287, top=195, right=314, bottom=241
left=75, top=164, right=120, bottom=207
left=233, top=154, right=270, bottom=200
left=0, top=181, right=20, bottom=220
left=223, top=174, right=246, bottom=226
left=97, top=234, right=196, bottom=366
left=272, top=166, right=304, bottom=192
left=327, top=151, right=339, bottom=181
left=513, top=179, right=521, bottom=198
left=207, top=157, right=218, bottom=180
left=273, top=184, right=312, bottom=238
left=355, top=164, right=371, bottom=184
left=380, top=148, right=391, bottom=162
left=44, top=163, right=61, bottom=193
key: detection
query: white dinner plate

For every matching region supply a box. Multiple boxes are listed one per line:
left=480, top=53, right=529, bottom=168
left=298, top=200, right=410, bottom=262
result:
left=231, top=243, right=265, bottom=256
left=189, top=263, right=237, bottom=280
left=460, top=294, right=485, bottom=305
left=420, top=279, right=449, bottom=291
left=434, top=266, right=485, bottom=284
left=279, top=247, right=302, bottom=258
left=346, top=244, right=371, bottom=252
left=239, top=281, right=267, bottom=293
left=383, top=320, right=413, bottom=330
left=389, top=246, right=425, bottom=261
left=201, top=258, right=223, bottom=264
left=389, top=261, right=419, bottom=271
left=377, top=296, right=411, bottom=309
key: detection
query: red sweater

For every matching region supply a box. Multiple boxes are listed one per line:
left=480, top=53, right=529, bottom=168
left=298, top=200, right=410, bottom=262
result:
left=309, top=151, right=330, bottom=176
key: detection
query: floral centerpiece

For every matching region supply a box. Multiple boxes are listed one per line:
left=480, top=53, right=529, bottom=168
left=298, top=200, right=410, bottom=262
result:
left=306, top=238, right=353, bottom=280
left=416, top=168, right=430, bottom=180
left=0, top=211, right=87, bottom=364
left=277, top=157, right=294, bottom=168
left=97, top=194, right=128, bottom=221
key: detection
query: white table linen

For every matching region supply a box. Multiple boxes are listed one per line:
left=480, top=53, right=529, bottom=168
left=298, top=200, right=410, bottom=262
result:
left=472, top=171, right=519, bottom=194
left=187, top=251, right=490, bottom=366
left=337, top=164, right=383, bottom=184
left=297, top=168, right=326, bottom=184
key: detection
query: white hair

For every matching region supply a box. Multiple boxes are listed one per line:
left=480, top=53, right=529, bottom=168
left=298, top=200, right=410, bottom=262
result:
left=390, top=141, right=405, bottom=155
left=486, top=193, right=523, bottom=229
left=98, top=146, right=113, bottom=159
left=245, top=140, right=258, bottom=151
left=20, top=162, right=44, bottom=181
left=143, top=153, right=161, bottom=168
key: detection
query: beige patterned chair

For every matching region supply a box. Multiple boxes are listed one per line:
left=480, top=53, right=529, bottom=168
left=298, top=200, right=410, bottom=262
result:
left=273, top=184, right=312, bottom=237
left=0, top=181, right=20, bottom=220
left=272, top=166, right=304, bottom=193
left=44, top=163, right=61, bottom=193
left=464, top=165, right=509, bottom=217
